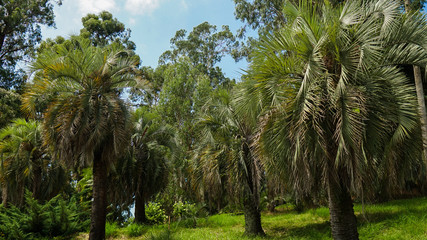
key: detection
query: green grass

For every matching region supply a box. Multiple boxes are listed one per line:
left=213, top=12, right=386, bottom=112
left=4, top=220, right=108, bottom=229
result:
left=83, top=197, right=427, bottom=239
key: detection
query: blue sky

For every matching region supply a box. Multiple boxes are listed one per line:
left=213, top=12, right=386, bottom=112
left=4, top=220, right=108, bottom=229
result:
left=41, top=0, right=251, bottom=80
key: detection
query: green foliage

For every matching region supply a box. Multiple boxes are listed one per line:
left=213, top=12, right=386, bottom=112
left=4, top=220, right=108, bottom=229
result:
left=172, top=201, right=204, bottom=228
left=76, top=168, right=93, bottom=204
left=155, top=59, right=225, bottom=204
left=0, top=118, right=68, bottom=206
left=233, top=0, right=426, bottom=35
left=0, top=0, right=60, bottom=90
left=172, top=201, right=197, bottom=220
left=159, top=22, right=240, bottom=72
left=105, top=222, right=120, bottom=238
left=23, top=37, right=142, bottom=168
left=243, top=0, right=427, bottom=200
left=146, top=202, right=168, bottom=225
left=24, top=37, right=144, bottom=238
left=0, top=192, right=89, bottom=239
left=0, top=88, right=22, bottom=129
left=125, top=223, right=145, bottom=237
left=80, top=11, right=136, bottom=50
left=147, top=229, right=173, bottom=240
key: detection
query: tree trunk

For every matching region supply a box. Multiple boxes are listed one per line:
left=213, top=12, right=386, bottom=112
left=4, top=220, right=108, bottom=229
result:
left=414, top=55, right=427, bottom=172
left=18, top=182, right=25, bottom=207
left=134, top=187, right=147, bottom=224
left=0, top=33, right=5, bottom=52
left=405, top=0, right=427, bottom=179
left=134, top=149, right=147, bottom=224
left=89, top=150, right=108, bottom=240
left=32, top=160, right=42, bottom=201
left=1, top=183, right=7, bottom=207
left=243, top=197, right=264, bottom=235
left=242, top=141, right=264, bottom=236
left=327, top=175, right=359, bottom=240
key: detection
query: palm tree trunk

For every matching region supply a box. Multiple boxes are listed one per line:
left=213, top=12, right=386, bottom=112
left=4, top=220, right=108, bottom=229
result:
left=1, top=183, right=7, bottom=207
left=89, top=150, right=108, bottom=240
left=18, top=181, right=25, bottom=207
left=243, top=196, right=264, bottom=235
left=134, top=195, right=147, bottom=224
left=134, top=185, right=147, bottom=224
left=327, top=173, right=359, bottom=240
left=134, top=150, right=147, bottom=224
left=32, top=160, right=42, bottom=201
left=242, top=142, right=265, bottom=236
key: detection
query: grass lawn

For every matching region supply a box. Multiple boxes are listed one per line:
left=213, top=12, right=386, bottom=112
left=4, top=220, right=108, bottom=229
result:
left=79, top=197, right=427, bottom=240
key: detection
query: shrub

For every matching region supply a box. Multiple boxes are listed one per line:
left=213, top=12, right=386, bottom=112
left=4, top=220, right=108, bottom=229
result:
left=172, top=201, right=196, bottom=220
left=172, top=201, right=204, bottom=228
left=0, top=191, right=89, bottom=240
left=146, top=202, right=167, bottom=224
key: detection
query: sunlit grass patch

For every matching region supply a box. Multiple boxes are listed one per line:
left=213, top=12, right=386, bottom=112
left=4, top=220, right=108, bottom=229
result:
left=92, top=197, right=427, bottom=240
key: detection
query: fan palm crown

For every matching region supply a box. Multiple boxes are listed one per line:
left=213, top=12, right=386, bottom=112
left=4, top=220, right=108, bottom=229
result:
left=22, top=38, right=144, bottom=240
left=243, top=0, right=427, bottom=239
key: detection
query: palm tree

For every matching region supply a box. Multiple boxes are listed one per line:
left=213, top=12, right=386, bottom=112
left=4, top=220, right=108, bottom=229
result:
left=0, top=118, right=67, bottom=207
left=108, top=107, right=173, bottom=224
left=22, top=38, right=143, bottom=240
left=194, top=89, right=264, bottom=235
left=0, top=119, right=44, bottom=206
left=132, top=107, right=173, bottom=223
left=241, top=1, right=427, bottom=239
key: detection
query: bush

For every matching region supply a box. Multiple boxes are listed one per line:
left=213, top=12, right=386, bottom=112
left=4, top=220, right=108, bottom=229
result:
left=125, top=223, right=145, bottom=237
left=172, top=201, right=204, bottom=228
left=146, top=202, right=167, bottom=224
left=0, top=191, right=89, bottom=240
left=172, top=201, right=197, bottom=220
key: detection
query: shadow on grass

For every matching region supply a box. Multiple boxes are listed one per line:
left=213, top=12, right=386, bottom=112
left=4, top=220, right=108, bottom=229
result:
left=356, top=209, right=424, bottom=226
left=355, top=198, right=427, bottom=225
left=266, top=221, right=330, bottom=239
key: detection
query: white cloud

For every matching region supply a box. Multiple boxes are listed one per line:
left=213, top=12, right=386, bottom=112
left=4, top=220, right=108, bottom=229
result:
left=125, top=0, right=162, bottom=15
left=180, top=0, right=188, bottom=10
left=77, top=0, right=117, bottom=15
left=129, top=18, right=136, bottom=26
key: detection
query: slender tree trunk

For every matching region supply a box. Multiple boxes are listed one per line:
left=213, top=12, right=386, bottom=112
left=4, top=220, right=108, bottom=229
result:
left=404, top=0, right=427, bottom=179
left=414, top=54, right=427, bottom=172
left=134, top=150, right=147, bottom=224
left=32, top=160, right=42, bottom=201
left=1, top=183, right=7, bottom=207
left=0, top=33, right=5, bottom=52
left=266, top=178, right=276, bottom=213
left=89, top=150, right=108, bottom=240
left=18, top=182, right=25, bottom=207
left=327, top=174, right=359, bottom=240
left=134, top=186, right=147, bottom=224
